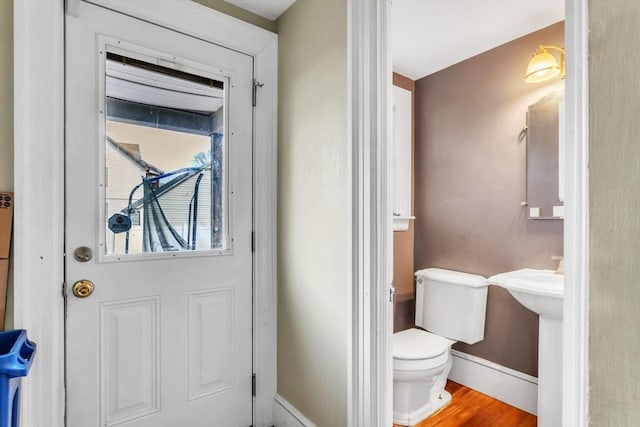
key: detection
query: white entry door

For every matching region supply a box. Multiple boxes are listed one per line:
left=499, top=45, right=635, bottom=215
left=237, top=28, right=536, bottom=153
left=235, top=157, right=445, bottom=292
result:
left=65, top=3, right=254, bottom=426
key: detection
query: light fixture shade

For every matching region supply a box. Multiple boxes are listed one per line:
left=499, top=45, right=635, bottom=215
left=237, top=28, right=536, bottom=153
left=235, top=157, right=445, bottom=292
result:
left=525, top=50, right=561, bottom=83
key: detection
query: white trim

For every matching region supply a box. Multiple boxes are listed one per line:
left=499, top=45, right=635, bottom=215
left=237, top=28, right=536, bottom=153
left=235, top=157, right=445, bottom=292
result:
left=348, top=0, right=393, bottom=426
left=252, top=27, right=279, bottom=427
left=13, top=2, right=66, bottom=427
left=273, top=395, right=317, bottom=427
left=14, top=1, right=277, bottom=426
left=449, top=350, right=538, bottom=416
left=84, top=0, right=275, bottom=56
left=370, top=1, right=590, bottom=426
left=368, top=1, right=589, bottom=426
left=563, top=0, right=589, bottom=426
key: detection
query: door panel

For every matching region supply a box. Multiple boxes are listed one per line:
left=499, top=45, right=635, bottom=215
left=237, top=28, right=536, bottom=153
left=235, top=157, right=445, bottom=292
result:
left=65, top=3, right=254, bottom=426
left=187, top=289, right=234, bottom=400
left=101, top=298, right=160, bottom=425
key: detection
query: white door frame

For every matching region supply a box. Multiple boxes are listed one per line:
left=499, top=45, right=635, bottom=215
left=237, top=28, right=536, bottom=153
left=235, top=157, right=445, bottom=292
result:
left=348, top=1, right=394, bottom=426
left=348, top=1, right=590, bottom=426
left=13, top=1, right=277, bottom=427
left=563, top=1, right=590, bottom=425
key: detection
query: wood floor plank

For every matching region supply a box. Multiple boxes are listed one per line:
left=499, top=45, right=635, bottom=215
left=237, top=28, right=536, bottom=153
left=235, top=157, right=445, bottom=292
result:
left=393, top=381, right=537, bottom=427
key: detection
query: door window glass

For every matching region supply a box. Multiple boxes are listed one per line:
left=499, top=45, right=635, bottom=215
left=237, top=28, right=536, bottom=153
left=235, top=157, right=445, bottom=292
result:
left=104, top=54, right=227, bottom=255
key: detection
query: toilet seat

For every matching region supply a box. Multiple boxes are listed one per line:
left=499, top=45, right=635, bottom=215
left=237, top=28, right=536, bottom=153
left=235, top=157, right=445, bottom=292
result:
left=393, top=329, right=452, bottom=371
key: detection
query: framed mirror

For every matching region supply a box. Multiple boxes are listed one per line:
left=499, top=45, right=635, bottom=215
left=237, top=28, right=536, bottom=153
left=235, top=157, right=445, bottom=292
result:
left=526, top=90, right=564, bottom=219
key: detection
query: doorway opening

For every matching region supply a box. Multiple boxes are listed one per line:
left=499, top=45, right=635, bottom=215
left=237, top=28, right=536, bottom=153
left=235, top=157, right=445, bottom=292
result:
left=365, top=0, right=588, bottom=426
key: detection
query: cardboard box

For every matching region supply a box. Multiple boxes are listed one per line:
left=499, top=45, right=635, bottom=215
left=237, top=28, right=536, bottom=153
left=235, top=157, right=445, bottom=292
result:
left=0, top=192, right=13, bottom=330
left=0, top=193, right=12, bottom=259
left=0, top=259, right=8, bottom=331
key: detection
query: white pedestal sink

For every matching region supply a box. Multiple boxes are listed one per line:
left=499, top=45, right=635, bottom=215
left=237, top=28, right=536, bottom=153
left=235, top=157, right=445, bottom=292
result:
left=488, top=269, right=563, bottom=427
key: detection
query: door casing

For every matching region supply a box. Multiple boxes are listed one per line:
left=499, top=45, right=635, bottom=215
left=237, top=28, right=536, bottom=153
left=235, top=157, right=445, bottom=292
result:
left=347, top=1, right=589, bottom=426
left=13, top=1, right=277, bottom=426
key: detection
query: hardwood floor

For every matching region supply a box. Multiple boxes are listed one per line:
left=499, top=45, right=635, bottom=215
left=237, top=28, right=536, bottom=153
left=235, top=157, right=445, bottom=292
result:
left=393, top=381, right=537, bottom=427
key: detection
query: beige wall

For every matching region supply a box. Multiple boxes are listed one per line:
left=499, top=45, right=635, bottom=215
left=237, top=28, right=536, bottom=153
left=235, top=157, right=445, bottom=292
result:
left=0, top=0, right=12, bottom=329
left=0, top=1, right=12, bottom=187
left=414, top=23, right=564, bottom=377
left=589, top=2, right=640, bottom=425
left=192, top=0, right=275, bottom=32
left=276, top=1, right=348, bottom=425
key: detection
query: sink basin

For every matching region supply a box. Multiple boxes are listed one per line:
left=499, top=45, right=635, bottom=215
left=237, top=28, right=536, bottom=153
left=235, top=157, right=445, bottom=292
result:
left=488, top=269, right=563, bottom=319
left=489, top=268, right=564, bottom=426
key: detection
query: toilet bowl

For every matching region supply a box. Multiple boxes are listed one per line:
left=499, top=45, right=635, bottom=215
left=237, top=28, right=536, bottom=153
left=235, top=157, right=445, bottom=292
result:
left=393, top=328, right=454, bottom=426
left=393, top=268, right=488, bottom=427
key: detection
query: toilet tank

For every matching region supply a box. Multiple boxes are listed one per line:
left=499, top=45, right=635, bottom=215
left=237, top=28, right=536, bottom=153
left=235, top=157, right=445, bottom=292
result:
left=415, top=268, right=488, bottom=345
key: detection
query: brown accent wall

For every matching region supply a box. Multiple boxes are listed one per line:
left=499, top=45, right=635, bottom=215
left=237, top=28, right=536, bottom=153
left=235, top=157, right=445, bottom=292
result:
left=414, top=22, right=564, bottom=377
left=393, top=73, right=416, bottom=332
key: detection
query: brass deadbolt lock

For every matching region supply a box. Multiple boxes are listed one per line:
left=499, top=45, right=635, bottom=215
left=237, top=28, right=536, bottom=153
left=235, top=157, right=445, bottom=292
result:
left=72, top=280, right=95, bottom=298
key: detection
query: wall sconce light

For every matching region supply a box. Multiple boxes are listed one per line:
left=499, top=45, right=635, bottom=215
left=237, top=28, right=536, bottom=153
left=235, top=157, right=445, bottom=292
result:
left=525, top=45, right=566, bottom=84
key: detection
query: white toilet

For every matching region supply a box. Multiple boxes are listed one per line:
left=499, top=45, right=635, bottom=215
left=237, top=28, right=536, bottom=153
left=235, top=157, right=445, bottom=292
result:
left=393, top=268, right=488, bottom=426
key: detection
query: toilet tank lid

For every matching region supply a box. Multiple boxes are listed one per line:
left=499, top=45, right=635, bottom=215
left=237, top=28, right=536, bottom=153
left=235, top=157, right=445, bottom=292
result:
left=393, top=329, right=453, bottom=360
left=415, top=268, right=487, bottom=288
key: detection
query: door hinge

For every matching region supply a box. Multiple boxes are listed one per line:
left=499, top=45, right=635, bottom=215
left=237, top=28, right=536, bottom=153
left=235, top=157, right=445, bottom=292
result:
left=389, top=284, right=396, bottom=303
left=61, top=282, right=67, bottom=299
left=252, top=373, right=256, bottom=397
left=252, top=79, right=264, bottom=107
left=251, top=231, right=256, bottom=253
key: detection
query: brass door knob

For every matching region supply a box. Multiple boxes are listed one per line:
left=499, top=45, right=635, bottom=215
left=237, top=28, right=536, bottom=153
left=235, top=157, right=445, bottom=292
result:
left=72, top=280, right=95, bottom=298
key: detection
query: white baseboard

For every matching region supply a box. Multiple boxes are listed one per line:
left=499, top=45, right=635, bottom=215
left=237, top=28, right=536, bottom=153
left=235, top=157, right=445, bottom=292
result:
left=273, top=394, right=317, bottom=427
left=449, top=350, right=538, bottom=415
